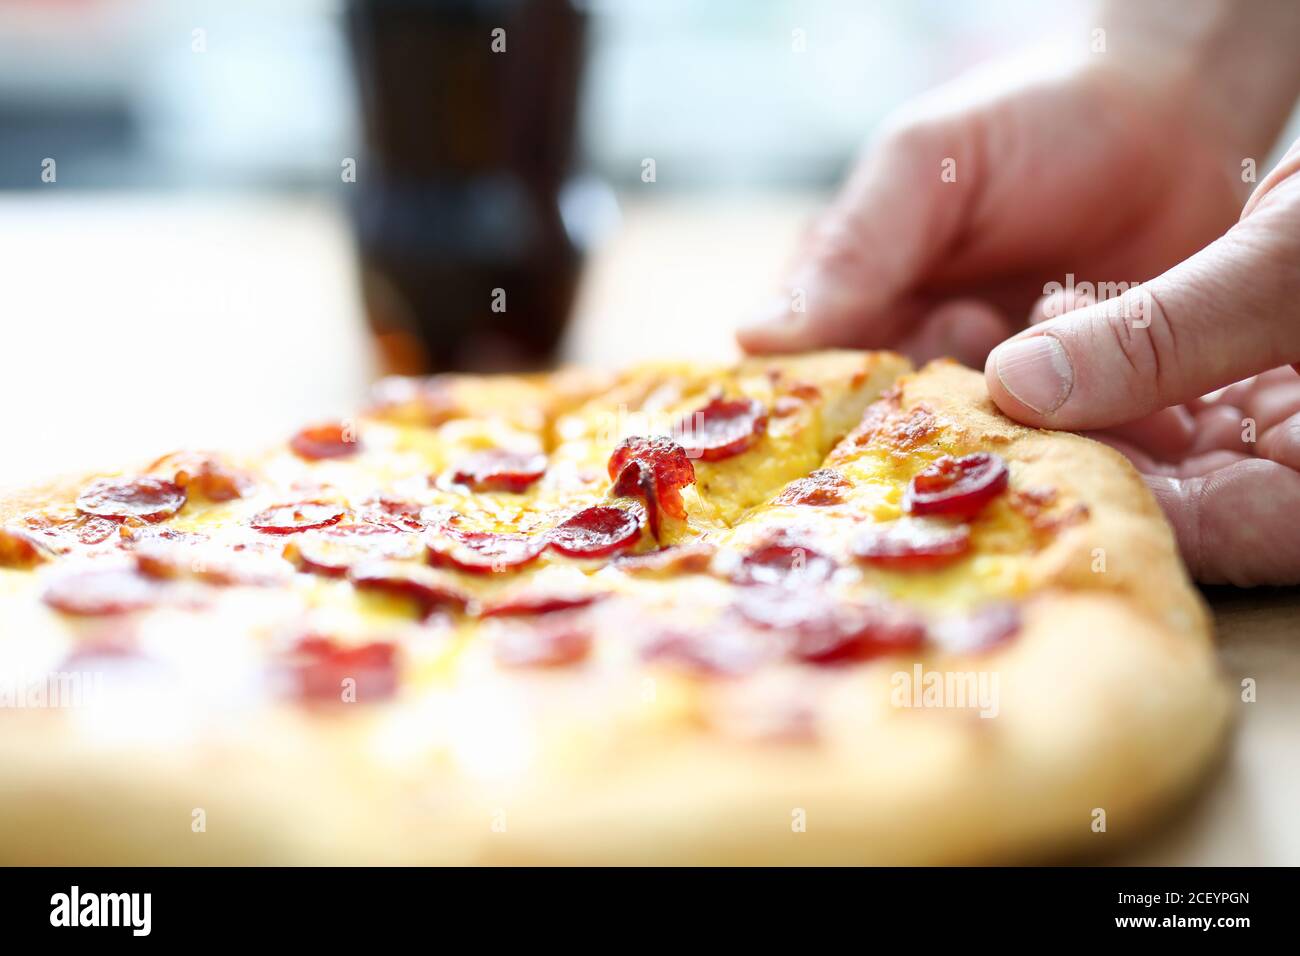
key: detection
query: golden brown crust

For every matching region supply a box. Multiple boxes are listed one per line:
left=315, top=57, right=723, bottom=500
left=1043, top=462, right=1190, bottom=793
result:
left=895, top=360, right=1211, bottom=642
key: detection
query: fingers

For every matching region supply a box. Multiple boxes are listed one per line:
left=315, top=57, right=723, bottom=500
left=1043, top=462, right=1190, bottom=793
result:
left=1086, top=432, right=1243, bottom=477
left=1242, top=378, right=1300, bottom=432
left=1257, top=410, right=1300, bottom=471
left=896, top=299, right=1014, bottom=367
left=1187, top=404, right=1250, bottom=455
left=1093, top=406, right=1196, bottom=461
left=1188, top=369, right=1300, bottom=454
left=985, top=161, right=1300, bottom=430
left=1146, top=459, right=1300, bottom=586
left=738, top=123, right=974, bottom=353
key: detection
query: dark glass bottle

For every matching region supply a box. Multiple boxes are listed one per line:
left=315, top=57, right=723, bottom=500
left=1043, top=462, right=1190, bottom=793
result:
left=346, top=0, right=587, bottom=373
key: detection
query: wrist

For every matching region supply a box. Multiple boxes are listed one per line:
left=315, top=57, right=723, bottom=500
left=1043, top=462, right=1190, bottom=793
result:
left=1097, top=0, right=1300, bottom=160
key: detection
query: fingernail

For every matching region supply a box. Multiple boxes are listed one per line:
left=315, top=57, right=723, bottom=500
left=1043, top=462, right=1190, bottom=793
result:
left=994, top=336, right=1073, bottom=414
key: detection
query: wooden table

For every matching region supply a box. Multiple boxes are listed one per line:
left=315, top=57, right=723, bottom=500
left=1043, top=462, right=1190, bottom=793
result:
left=3, top=193, right=1295, bottom=863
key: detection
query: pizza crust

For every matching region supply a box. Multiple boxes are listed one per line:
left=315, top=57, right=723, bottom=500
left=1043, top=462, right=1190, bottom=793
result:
left=0, top=358, right=1229, bottom=864
left=895, top=360, right=1212, bottom=642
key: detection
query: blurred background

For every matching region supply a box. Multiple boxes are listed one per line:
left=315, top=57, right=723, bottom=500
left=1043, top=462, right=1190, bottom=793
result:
left=1, top=0, right=1295, bottom=482
left=0, top=0, right=1067, bottom=191
left=3, top=0, right=1300, bottom=866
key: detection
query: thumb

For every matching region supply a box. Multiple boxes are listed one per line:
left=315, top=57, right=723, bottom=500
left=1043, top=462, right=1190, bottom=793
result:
left=985, top=159, right=1300, bottom=429
left=738, top=122, right=972, bottom=353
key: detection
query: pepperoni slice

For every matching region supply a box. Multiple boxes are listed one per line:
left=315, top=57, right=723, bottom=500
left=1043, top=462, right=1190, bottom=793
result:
left=134, top=541, right=292, bottom=586
left=774, top=469, right=851, bottom=506
left=611, top=459, right=664, bottom=539
left=426, top=525, right=546, bottom=574
left=285, top=525, right=423, bottom=577
left=905, top=452, right=1009, bottom=519
left=481, top=589, right=602, bottom=617
left=62, top=632, right=142, bottom=668
left=290, top=421, right=361, bottom=461
left=149, top=451, right=252, bottom=502
left=491, top=618, right=592, bottom=667
left=0, top=526, right=54, bottom=568
left=360, top=496, right=427, bottom=531
left=250, top=501, right=346, bottom=534
left=117, top=522, right=207, bottom=548
left=606, top=436, right=694, bottom=526
left=725, top=532, right=837, bottom=587
left=678, top=396, right=767, bottom=461
left=286, top=635, right=398, bottom=702
left=449, top=450, right=547, bottom=493
left=736, top=593, right=925, bottom=665
left=350, top=560, right=470, bottom=612
left=851, top=520, right=971, bottom=570
left=641, top=625, right=781, bottom=677
left=614, top=541, right=716, bottom=576
left=791, top=604, right=926, bottom=665
left=76, top=477, right=186, bottom=522
left=547, top=506, right=642, bottom=558
left=932, top=603, right=1021, bottom=655
left=43, top=566, right=167, bottom=616
left=23, top=512, right=123, bottom=550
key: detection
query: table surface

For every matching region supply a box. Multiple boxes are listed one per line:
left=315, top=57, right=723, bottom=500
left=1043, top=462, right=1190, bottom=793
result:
left=2, top=192, right=1295, bottom=864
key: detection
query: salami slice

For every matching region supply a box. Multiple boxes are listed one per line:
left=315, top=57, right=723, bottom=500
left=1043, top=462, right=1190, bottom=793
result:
left=606, top=436, right=694, bottom=527
left=725, top=531, right=837, bottom=587
left=851, top=519, right=971, bottom=570
left=905, top=452, right=1009, bottom=519
left=491, top=618, right=592, bottom=667
left=547, top=506, right=642, bottom=558
left=611, top=459, right=663, bottom=539
left=480, top=589, right=602, bottom=617
left=360, top=496, right=427, bottom=531
left=931, top=603, right=1021, bottom=655
left=134, top=541, right=292, bottom=587
left=770, top=599, right=927, bottom=666
left=350, top=560, right=470, bottom=612
left=285, top=635, right=398, bottom=702
left=285, top=525, right=423, bottom=577
left=613, top=541, right=716, bottom=576
left=426, top=525, right=546, bottom=573
left=42, top=566, right=167, bottom=616
left=678, top=397, right=767, bottom=461
left=22, top=512, right=124, bottom=551
left=640, top=624, right=781, bottom=677
left=76, top=477, right=186, bottom=522
left=796, top=609, right=925, bottom=665
left=250, top=501, right=347, bottom=535
left=731, top=587, right=926, bottom=666
left=289, top=421, right=361, bottom=461
left=449, top=450, right=547, bottom=493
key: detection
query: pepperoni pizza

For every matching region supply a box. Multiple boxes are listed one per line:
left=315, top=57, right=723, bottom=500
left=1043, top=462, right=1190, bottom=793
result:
left=0, top=353, right=1227, bottom=864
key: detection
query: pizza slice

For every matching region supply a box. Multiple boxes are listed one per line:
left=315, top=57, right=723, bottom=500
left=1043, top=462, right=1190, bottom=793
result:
left=547, top=349, right=909, bottom=532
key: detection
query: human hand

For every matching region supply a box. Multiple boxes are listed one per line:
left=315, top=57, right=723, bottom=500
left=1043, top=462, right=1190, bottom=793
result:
left=987, top=140, right=1300, bottom=585
left=738, top=56, right=1249, bottom=364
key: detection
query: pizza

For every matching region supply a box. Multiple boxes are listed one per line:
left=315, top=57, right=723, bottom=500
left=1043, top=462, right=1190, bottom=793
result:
left=0, top=352, right=1227, bottom=864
